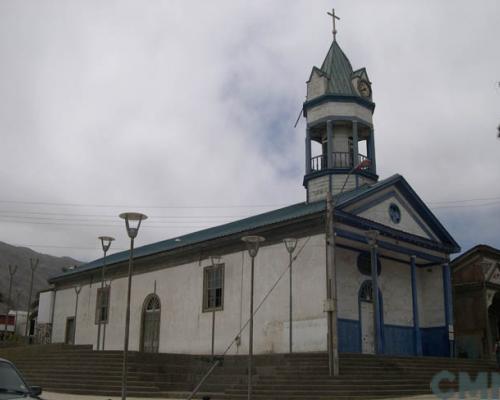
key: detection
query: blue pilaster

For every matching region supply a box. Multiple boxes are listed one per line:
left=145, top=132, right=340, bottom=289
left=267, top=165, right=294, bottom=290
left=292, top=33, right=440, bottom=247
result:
left=367, top=128, right=377, bottom=174
left=370, top=244, right=383, bottom=354
left=442, top=263, right=454, bottom=357
left=410, top=256, right=422, bottom=356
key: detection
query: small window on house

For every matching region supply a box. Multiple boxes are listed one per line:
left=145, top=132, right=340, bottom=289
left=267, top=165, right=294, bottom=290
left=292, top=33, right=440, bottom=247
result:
left=95, top=287, right=110, bottom=324
left=203, top=264, right=224, bottom=312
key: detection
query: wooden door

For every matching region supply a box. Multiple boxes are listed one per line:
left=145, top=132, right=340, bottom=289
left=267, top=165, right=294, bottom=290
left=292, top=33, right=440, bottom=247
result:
left=65, top=317, right=75, bottom=345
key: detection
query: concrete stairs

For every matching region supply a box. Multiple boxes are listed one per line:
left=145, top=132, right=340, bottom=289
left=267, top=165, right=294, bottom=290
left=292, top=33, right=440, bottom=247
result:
left=0, top=345, right=497, bottom=399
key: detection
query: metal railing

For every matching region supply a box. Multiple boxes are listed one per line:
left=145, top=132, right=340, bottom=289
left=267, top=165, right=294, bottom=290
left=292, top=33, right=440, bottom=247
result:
left=310, top=152, right=370, bottom=172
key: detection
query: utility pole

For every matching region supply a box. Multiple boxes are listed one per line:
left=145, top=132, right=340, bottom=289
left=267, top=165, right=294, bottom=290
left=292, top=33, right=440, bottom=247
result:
left=325, top=158, right=372, bottom=376
left=325, top=190, right=339, bottom=376
left=15, top=290, right=20, bottom=336
left=25, top=258, right=39, bottom=341
left=3, top=265, right=18, bottom=341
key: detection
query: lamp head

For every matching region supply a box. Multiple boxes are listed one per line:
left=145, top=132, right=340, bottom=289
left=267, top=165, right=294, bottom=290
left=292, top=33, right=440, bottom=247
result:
left=241, top=235, right=265, bottom=258
left=98, top=236, right=115, bottom=253
left=119, top=212, right=148, bottom=239
left=283, top=238, right=298, bottom=254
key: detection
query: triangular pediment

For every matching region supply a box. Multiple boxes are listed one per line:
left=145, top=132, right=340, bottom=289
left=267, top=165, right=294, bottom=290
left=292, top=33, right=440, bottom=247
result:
left=337, top=175, right=460, bottom=250
left=347, top=189, right=436, bottom=241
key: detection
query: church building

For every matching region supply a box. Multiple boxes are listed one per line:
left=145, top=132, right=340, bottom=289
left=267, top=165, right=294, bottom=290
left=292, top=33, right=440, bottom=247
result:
left=44, top=24, right=460, bottom=358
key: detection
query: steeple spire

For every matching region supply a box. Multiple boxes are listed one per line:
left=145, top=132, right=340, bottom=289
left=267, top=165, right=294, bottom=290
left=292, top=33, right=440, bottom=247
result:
left=327, top=8, right=340, bottom=41
left=302, top=21, right=377, bottom=201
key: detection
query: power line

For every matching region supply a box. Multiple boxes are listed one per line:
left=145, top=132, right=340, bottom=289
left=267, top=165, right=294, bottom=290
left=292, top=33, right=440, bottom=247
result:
left=428, top=196, right=500, bottom=205
left=431, top=201, right=500, bottom=210
left=0, top=218, right=215, bottom=229
left=0, top=214, right=236, bottom=224
left=9, top=243, right=127, bottom=251
left=0, top=210, right=250, bottom=219
left=0, top=199, right=286, bottom=209
left=0, top=194, right=499, bottom=211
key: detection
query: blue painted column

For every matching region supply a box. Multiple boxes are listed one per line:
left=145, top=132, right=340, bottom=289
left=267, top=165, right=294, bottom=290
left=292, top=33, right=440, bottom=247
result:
left=369, top=235, right=383, bottom=354
left=367, top=128, right=377, bottom=174
left=352, top=121, right=359, bottom=187
left=442, top=263, right=454, bottom=357
left=410, top=256, right=423, bottom=356
left=305, top=128, right=311, bottom=175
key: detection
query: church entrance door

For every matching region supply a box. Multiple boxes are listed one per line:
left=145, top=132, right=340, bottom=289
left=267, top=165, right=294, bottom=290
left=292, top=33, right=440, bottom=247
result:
left=141, top=294, right=161, bottom=353
left=359, top=280, right=377, bottom=354
left=361, top=302, right=375, bottom=354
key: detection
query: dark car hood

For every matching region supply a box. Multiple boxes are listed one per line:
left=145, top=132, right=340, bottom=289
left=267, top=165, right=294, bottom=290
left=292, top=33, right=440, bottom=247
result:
left=0, top=394, right=39, bottom=400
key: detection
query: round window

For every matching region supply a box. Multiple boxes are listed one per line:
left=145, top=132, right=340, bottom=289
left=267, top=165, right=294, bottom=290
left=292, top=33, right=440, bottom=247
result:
left=357, top=252, right=381, bottom=276
left=389, top=203, right=401, bottom=224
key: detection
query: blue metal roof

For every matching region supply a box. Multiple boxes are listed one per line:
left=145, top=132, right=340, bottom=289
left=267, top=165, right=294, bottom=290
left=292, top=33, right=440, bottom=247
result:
left=49, top=199, right=326, bottom=282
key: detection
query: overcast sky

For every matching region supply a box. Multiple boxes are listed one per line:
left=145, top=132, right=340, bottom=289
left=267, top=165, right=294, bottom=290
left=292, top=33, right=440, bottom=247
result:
left=0, top=0, right=499, bottom=263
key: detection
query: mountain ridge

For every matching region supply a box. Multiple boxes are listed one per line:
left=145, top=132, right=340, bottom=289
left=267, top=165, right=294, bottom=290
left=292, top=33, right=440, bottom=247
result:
left=0, top=241, right=81, bottom=313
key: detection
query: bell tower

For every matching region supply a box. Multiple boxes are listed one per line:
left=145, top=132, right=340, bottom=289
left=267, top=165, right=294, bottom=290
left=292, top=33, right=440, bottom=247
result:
left=303, top=30, right=378, bottom=202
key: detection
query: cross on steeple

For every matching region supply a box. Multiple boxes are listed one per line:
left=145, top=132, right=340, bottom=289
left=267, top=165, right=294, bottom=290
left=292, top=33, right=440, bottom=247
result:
left=327, top=8, right=340, bottom=41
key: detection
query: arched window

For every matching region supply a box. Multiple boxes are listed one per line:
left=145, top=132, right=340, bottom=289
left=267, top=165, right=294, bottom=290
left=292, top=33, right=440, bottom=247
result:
left=141, top=294, right=161, bottom=353
left=145, top=295, right=160, bottom=312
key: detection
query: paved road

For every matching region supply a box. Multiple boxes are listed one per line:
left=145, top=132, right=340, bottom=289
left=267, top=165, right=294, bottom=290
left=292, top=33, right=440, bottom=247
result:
left=43, top=393, right=182, bottom=400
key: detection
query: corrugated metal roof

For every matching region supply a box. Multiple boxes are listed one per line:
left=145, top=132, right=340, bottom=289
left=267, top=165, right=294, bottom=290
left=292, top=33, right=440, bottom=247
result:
left=50, top=174, right=446, bottom=282
left=50, top=199, right=326, bottom=282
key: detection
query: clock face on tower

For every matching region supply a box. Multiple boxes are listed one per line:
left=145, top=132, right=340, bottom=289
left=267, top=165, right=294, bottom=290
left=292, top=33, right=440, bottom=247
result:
left=357, top=79, right=372, bottom=99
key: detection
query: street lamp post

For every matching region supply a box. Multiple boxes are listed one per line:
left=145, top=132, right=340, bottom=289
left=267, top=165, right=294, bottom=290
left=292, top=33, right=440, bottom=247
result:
left=119, top=212, right=147, bottom=400
left=283, top=238, right=297, bottom=354
left=73, top=285, right=82, bottom=345
left=3, top=265, right=17, bottom=342
left=25, top=258, right=39, bottom=342
left=326, top=158, right=371, bottom=376
left=241, top=235, right=265, bottom=400
left=209, top=255, right=222, bottom=360
left=102, top=279, right=112, bottom=351
left=97, top=236, right=115, bottom=351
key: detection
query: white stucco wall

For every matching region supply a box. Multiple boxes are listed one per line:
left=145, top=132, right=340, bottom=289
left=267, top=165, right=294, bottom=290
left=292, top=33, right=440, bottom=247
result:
left=308, top=175, right=329, bottom=202
left=52, top=287, right=77, bottom=342
left=37, top=290, right=55, bottom=325
left=51, top=233, right=447, bottom=354
left=417, top=266, right=445, bottom=328
left=307, top=102, right=373, bottom=126
left=53, top=235, right=329, bottom=355
left=336, top=249, right=414, bottom=327
left=379, top=260, right=413, bottom=326
left=307, top=71, right=327, bottom=100
left=308, top=174, right=375, bottom=201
